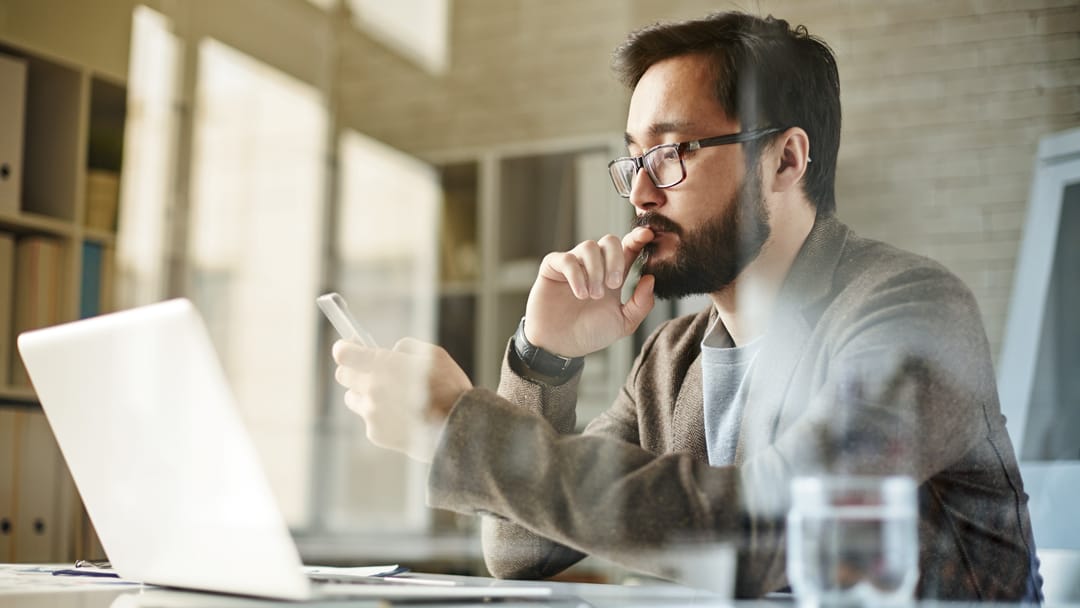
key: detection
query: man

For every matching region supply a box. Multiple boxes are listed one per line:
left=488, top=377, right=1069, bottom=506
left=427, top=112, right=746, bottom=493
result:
left=332, top=12, right=1042, bottom=601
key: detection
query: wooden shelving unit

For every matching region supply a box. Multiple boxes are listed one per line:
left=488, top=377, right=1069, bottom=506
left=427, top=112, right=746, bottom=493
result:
left=0, top=37, right=123, bottom=564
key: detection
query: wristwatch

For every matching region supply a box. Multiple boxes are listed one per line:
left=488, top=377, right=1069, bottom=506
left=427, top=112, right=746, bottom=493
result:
left=513, top=318, right=584, bottom=381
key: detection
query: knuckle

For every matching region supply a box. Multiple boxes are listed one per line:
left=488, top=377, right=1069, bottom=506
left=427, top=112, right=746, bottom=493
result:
left=571, top=240, right=596, bottom=258
left=545, top=251, right=575, bottom=271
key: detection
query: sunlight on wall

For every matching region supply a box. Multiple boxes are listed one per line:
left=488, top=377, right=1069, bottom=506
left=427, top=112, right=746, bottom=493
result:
left=188, top=38, right=328, bottom=527
left=350, top=0, right=449, bottom=74
left=306, top=0, right=449, bottom=74
left=115, top=5, right=179, bottom=309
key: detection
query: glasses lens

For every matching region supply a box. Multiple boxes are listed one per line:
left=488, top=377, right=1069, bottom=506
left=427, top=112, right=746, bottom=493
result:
left=608, top=159, right=635, bottom=197
left=645, top=145, right=684, bottom=188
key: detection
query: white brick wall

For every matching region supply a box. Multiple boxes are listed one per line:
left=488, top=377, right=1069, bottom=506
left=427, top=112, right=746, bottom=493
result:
left=340, top=0, right=1080, bottom=362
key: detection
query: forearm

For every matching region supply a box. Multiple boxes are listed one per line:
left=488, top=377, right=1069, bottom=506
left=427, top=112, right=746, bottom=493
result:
left=472, top=346, right=586, bottom=577
left=428, top=392, right=773, bottom=591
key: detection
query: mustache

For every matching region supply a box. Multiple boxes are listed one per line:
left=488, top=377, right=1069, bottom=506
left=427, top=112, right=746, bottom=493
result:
left=632, top=212, right=683, bottom=236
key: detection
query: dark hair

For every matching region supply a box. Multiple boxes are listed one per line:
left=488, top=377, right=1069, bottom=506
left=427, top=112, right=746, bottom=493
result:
left=612, top=12, right=841, bottom=214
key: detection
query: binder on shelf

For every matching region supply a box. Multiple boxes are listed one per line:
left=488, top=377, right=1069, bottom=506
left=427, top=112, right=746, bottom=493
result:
left=13, top=409, right=71, bottom=562
left=0, top=53, right=27, bottom=215
left=11, top=236, right=63, bottom=387
left=84, top=169, right=120, bottom=232
left=0, top=233, right=14, bottom=386
left=0, top=408, right=15, bottom=562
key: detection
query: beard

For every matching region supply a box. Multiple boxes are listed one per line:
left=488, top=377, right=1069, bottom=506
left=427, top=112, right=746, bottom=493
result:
left=633, top=167, right=771, bottom=300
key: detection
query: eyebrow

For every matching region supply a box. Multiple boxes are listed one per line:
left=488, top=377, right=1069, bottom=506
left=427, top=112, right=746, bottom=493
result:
left=624, top=120, right=698, bottom=146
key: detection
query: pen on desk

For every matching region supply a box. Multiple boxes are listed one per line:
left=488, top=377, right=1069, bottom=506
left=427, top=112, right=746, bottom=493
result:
left=52, top=568, right=120, bottom=578
left=52, top=560, right=120, bottom=578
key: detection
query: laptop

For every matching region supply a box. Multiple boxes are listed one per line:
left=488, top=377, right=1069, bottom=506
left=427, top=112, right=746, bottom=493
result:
left=16, top=299, right=551, bottom=601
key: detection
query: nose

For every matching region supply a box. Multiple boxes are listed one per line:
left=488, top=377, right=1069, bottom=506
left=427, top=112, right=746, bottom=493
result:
left=628, top=166, right=665, bottom=211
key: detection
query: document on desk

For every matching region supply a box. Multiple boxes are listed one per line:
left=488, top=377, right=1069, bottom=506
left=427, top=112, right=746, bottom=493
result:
left=0, top=565, right=141, bottom=593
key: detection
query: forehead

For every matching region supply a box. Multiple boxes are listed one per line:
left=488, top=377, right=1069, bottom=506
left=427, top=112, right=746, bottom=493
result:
left=625, top=53, right=735, bottom=143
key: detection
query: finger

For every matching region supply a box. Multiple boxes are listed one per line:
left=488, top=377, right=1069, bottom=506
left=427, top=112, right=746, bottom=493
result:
left=621, top=273, right=656, bottom=330
left=334, top=364, right=351, bottom=388
left=599, top=234, right=625, bottom=290
left=571, top=240, right=606, bottom=299
left=332, top=339, right=376, bottom=369
left=334, top=364, right=372, bottom=392
left=343, top=389, right=373, bottom=417
left=622, top=227, right=656, bottom=272
left=540, top=251, right=590, bottom=299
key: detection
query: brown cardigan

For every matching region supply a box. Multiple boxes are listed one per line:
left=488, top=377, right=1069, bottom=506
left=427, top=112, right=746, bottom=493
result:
left=427, top=214, right=1042, bottom=601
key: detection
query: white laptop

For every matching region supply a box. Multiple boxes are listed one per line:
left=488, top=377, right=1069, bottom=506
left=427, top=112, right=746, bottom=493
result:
left=16, top=299, right=551, bottom=601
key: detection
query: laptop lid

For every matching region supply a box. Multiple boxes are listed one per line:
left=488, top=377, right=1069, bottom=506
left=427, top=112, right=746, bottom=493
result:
left=17, top=299, right=312, bottom=600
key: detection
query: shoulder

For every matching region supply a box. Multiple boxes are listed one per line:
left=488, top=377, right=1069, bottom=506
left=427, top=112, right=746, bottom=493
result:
left=817, top=228, right=989, bottom=357
left=832, top=230, right=978, bottom=314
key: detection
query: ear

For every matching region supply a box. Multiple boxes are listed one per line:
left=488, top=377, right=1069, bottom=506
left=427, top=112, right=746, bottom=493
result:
left=770, top=127, right=810, bottom=194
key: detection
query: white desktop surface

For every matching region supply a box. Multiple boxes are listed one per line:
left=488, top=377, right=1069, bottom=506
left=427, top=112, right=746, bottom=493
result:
left=3, top=565, right=1079, bottom=608
left=0, top=564, right=739, bottom=607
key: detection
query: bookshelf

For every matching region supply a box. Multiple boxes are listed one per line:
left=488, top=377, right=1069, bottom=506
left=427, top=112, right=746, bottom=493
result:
left=0, top=38, right=123, bottom=563
left=431, top=137, right=635, bottom=427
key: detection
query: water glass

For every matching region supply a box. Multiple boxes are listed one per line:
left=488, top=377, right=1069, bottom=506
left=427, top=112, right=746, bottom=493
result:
left=786, top=475, right=919, bottom=606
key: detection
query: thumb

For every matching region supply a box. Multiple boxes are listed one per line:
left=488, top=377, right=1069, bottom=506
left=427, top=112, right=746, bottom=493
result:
left=620, top=274, right=656, bottom=332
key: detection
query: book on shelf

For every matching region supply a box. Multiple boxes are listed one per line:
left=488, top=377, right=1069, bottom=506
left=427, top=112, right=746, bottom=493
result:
left=80, top=242, right=102, bottom=319
left=11, top=236, right=63, bottom=387
left=0, top=232, right=14, bottom=386
left=84, top=169, right=120, bottom=232
left=100, top=243, right=115, bottom=314
left=79, top=241, right=115, bottom=319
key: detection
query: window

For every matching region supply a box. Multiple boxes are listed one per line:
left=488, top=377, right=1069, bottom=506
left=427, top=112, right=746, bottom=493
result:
left=187, top=39, right=328, bottom=527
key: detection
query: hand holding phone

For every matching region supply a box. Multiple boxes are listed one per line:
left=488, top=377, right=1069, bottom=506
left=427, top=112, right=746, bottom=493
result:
left=317, top=292, right=378, bottom=348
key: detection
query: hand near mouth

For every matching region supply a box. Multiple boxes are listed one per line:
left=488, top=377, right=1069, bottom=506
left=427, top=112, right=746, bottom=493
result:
left=522, top=227, right=657, bottom=359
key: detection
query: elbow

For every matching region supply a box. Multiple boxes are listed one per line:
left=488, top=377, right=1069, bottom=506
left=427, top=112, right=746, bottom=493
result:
left=480, top=517, right=562, bottom=579
left=481, top=534, right=548, bottom=579
left=483, top=552, right=544, bottom=580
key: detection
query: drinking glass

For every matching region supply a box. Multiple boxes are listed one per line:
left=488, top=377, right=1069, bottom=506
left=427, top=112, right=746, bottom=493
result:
left=786, top=475, right=919, bottom=607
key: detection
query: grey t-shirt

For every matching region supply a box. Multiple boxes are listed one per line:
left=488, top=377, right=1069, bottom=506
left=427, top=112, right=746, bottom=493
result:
left=701, top=319, right=763, bottom=466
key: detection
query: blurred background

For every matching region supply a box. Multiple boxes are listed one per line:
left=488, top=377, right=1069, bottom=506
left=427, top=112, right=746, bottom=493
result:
left=0, top=0, right=1077, bottom=583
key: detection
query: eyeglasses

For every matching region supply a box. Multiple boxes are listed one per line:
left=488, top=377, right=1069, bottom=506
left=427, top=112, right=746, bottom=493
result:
left=607, top=127, right=782, bottom=198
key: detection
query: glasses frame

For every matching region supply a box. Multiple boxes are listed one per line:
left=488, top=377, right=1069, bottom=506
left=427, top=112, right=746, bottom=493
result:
left=608, top=126, right=784, bottom=198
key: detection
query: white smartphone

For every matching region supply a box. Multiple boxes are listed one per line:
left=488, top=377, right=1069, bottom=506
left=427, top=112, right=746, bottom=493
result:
left=316, top=292, right=378, bottom=348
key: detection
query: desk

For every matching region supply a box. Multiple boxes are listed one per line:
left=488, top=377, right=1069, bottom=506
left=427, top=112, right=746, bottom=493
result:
left=2, top=566, right=1077, bottom=608
left=0, top=565, right=741, bottom=608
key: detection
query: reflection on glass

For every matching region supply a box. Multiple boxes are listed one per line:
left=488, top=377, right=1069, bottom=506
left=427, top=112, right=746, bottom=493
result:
left=188, top=38, right=327, bottom=527
left=1025, top=182, right=1080, bottom=462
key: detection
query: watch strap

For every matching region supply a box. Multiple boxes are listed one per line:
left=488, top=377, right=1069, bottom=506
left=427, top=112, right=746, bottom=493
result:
left=512, top=318, right=584, bottom=381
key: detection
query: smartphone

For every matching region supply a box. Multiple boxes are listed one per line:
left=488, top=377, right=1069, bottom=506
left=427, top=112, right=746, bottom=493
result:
left=316, top=292, right=378, bottom=348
